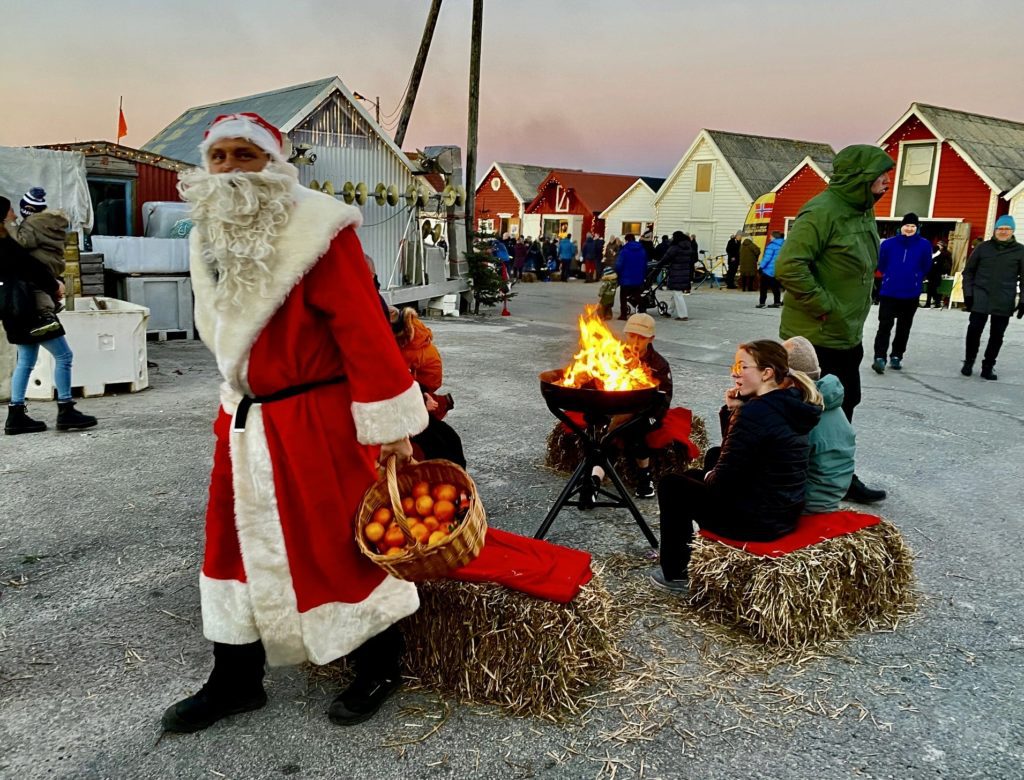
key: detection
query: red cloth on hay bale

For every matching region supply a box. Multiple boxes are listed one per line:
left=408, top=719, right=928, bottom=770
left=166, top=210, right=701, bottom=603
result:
left=698, top=510, right=881, bottom=558
left=561, top=406, right=700, bottom=461
left=448, top=527, right=593, bottom=603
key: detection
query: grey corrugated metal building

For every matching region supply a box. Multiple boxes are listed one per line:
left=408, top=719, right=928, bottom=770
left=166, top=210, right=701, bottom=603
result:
left=144, top=77, right=466, bottom=306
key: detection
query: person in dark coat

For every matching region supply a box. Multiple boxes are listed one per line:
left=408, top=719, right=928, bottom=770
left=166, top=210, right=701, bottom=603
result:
left=663, top=231, right=694, bottom=321
left=614, top=234, right=647, bottom=319
left=725, top=232, right=742, bottom=288
left=925, top=239, right=952, bottom=308
left=653, top=235, right=670, bottom=263
left=1, top=195, right=97, bottom=434
left=651, top=340, right=823, bottom=592
left=738, top=234, right=761, bottom=292
left=512, top=236, right=528, bottom=280
left=960, top=215, right=1024, bottom=380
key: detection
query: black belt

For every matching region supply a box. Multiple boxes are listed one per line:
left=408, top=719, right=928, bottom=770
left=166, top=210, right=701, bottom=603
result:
left=232, top=376, right=346, bottom=431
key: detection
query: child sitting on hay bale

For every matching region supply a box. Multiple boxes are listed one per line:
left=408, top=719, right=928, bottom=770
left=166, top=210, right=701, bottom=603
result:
left=652, top=340, right=822, bottom=592
left=783, top=337, right=856, bottom=513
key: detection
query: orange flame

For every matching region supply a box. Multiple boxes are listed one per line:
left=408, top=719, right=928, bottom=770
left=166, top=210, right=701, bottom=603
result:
left=558, top=306, right=657, bottom=391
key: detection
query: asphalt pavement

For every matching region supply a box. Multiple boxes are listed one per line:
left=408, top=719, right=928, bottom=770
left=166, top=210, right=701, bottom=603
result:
left=1, top=279, right=1022, bottom=779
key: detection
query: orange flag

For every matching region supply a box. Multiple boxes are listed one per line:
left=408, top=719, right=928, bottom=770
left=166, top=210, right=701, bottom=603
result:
left=117, top=101, right=128, bottom=142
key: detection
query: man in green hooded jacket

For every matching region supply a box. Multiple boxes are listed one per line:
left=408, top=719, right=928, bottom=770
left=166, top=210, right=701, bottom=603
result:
left=776, top=144, right=895, bottom=503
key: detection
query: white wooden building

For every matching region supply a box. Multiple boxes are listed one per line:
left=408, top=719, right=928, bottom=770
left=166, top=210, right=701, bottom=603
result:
left=145, top=77, right=466, bottom=307
left=655, top=130, right=834, bottom=258
left=1007, top=179, right=1024, bottom=232
left=598, top=177, right=665, bottom=242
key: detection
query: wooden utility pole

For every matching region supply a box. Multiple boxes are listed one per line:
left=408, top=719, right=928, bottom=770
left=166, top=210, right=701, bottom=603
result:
left=394, top=0, right=443, bottom=148
left=464, top=0, right=483, bottom=254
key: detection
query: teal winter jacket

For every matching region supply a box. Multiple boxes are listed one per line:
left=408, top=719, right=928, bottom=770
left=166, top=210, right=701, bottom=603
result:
left=803, top=374, right=856, bottom=513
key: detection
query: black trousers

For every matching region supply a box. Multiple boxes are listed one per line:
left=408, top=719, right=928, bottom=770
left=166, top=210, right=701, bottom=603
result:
left=740, top=273, right=756, bottom=292
left=965, top=312, right=1010, bottom=367
left=758, top=273, right=781, bottom=305
left=873, top=296, right=919, bottom=360
left=813, top=342, right=863, bottom=422
left=349, top=623, right=404, bottom=678
left=725, top=259, right=739, bottom=288
left=657, top=463, right=732, bottom=580
left=412, top=415, right=467, bottom=467
left=619, top=284, right=644, bottom=318
left=925, top=277, right=943, bottom=307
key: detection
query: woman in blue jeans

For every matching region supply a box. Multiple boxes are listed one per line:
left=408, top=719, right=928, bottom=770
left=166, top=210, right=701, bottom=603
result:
left=2, top=196, right=96, bottom=434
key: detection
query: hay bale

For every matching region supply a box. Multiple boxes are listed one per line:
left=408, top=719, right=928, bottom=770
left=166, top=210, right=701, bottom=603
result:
left=544, top=415, right=708, bottom=482
left=400, top=577, right=623, bottom=718
left=688, top=519, right=916, bottom=649
left=521, top=272, right=537, bottom=283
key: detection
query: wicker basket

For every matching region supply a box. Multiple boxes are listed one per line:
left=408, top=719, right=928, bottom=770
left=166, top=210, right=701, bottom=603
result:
left=355, top=456, right=487, bottom=581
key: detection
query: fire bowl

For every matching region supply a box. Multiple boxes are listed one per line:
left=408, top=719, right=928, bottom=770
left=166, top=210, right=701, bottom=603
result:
left=539, top=369, right=664, bottom=415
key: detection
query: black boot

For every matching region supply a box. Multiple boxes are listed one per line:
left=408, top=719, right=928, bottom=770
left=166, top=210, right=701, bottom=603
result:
left=329, top=626, right=403, bottom=726
left=980, top=361, right=998, bottom=381
left=579, top=474, right=602, bottom=510
left=56, top=401, right=97, bottom=431
left=961, top=360, right=973, bottom=377
left=162, top=641, right=267, bottom=733
left=844, top=474, right=887, bottom=504
left=634, top=469, right=656, bottom=499
left=4, top=404, right=47, bottom=435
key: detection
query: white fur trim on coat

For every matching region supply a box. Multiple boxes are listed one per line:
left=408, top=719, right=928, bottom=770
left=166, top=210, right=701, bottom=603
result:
left=190, top=187, right=363, bottom=393
left=352, top=381, right=430, bottom=445
left=211, top=402, right=419, bottom=665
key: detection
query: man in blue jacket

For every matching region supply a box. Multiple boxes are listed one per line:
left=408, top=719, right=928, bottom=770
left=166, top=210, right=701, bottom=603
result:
left=558, top=233, right=577, bottom=282
left=871, top=213, right=932, bottom=373
left=757, top=231, right=784, bottom=308
left=615, top=233, right=648, bottom=319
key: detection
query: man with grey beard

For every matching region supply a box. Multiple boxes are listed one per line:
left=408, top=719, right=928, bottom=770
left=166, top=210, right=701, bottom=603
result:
left=162, top=113, right=428, bottom=733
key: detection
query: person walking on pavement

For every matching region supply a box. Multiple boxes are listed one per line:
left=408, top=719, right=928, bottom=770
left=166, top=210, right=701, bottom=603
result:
left=738, top=233, right=761, bottom=292
left=581, top=232, right=601, bottom=282
left=757, top=231, right=783, bottom=308
left=615, top=233, right=647, bottom=319
left=960, top=215, right=1024, bottom=380
left=925, top=239, right=952, bottom=308
left=725, top=232, right=742, bottom=289
left=872, top=213, right=932, bottom=374
left=775, top=143, right=895, bottom=504
left=558, top=233, right=576, bottom=282
left=663, top=231, right=694, bottom=320
left=162, top=113, right=428, bottom=733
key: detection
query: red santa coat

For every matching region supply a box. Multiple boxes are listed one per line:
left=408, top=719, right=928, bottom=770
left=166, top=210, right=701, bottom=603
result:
left=190, top=188, right=428, bottom=666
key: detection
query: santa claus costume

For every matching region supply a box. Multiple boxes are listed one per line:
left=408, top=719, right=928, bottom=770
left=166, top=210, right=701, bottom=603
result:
left=162, top=113, right=428, bottom=733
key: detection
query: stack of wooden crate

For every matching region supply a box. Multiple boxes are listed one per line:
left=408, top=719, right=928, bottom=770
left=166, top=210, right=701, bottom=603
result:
left=78, top=253, right=105, bottom=297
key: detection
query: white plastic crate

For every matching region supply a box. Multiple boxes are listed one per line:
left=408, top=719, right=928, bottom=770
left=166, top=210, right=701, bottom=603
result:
left=27, top=297, right=150, bottom=399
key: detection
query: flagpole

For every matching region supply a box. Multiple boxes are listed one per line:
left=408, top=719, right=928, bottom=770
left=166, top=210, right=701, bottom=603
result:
left=117, top=96, right=122, bottom=143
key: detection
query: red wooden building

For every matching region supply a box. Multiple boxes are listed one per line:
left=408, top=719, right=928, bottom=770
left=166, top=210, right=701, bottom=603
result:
left=768, top=156, right=832, bottom=236
left=40, top=142, right=193, bottom=237
left=524, top=169, right=640, bottom=242
left=473, top=162, right=553, bottom=238
left=873, top=103, right=1024, bottom=262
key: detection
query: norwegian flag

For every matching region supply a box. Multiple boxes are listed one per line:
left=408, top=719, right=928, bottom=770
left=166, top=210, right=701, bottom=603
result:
left=755, top=202, right=774, bottom=219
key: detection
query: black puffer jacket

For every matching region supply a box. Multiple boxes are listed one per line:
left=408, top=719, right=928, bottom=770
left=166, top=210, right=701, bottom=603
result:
left=705, top=387, right=821, bottom=540
left=664, top=236, right=695, bottom=291
left=962, top=237, right=1024, bottom=316
left=0, top=236, right=65, bottom=345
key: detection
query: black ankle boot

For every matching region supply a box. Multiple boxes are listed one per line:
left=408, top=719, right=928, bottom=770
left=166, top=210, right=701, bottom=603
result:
left=162, top=642, right=267, bottom=733
left=980, top=362, right=998, bottom=381
left=56, top=401, right=97, bottom=431
left=634, top=469, right=656, bottom=499
left=4, top=404, right=47, bottom=435
left=844, top=474, right=887, bottom=503
left=961, top=360, right=974, bottom=377
left=329, top=627, right=403, bottom=726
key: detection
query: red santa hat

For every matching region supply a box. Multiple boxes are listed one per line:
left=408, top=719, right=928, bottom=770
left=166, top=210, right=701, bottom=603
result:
left=199, top=112, right=287, bottom=166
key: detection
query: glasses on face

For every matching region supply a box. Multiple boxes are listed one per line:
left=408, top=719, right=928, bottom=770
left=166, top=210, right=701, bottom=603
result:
left=732, top=361, right=757, bottom=374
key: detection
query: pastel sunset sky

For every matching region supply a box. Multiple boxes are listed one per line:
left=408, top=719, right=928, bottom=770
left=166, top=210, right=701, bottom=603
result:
left=3, top=0, right=1021, bottom=179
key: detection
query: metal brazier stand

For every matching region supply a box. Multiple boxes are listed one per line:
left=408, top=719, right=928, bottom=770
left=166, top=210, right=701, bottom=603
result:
left=535, top=370, right=664, bottom=549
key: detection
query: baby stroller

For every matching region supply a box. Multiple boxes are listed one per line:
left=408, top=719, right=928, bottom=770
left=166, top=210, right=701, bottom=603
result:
left=633, top=259, right=671, bottom=317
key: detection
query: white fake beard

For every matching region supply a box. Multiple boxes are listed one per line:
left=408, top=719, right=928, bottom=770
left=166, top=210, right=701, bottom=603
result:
left=178, top=162, right=299, bottom=310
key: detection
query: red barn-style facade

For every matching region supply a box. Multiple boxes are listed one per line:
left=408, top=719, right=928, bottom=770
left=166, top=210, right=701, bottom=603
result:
left=873, top=103, right=1024, bottom=264
left=769, top=156, right=832, bottom=237
left=525, top=170, right=640, bottom=242
left=473, top=162, right=553, bottom=238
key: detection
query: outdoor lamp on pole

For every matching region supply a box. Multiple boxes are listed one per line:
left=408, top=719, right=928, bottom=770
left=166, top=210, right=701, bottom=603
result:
left=352, top=92, right=381, bottom=124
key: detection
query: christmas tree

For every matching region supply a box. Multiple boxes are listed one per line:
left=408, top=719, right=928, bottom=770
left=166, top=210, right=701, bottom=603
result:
left=464, top=233, right=515, bottom=315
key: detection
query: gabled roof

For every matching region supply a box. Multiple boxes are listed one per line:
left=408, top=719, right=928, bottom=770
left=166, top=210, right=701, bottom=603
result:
left=599, top=177, right=662, bottom=219
left=772, top=155, right=833, bottom=193
left=38, top=141, right=194, bottom=172
left=878, top=102, right=1024, bottom=194
left=529, top=169, right=641, bottom=214
left=479, top=162, right=556, bottom=204
left=706, top=130, right=835, bottom=201
left=143, top=77, right=414, bottom=171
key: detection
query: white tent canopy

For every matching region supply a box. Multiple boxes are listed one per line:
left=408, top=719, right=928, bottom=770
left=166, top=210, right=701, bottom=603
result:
left=0, top=146, right=94, bottom=231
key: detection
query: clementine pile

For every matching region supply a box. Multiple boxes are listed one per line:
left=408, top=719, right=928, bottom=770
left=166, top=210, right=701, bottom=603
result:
left=363, top=481, right=473, bottom=556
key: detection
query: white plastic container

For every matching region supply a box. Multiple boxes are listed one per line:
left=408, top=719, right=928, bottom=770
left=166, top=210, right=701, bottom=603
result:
left=27, top=297, right=150, bottom=399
